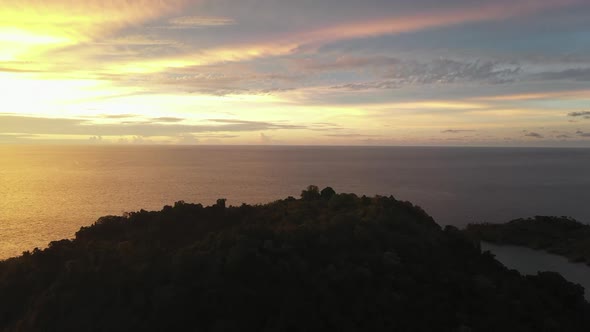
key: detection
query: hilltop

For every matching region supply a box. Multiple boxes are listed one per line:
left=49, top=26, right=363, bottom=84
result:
left=1, top=187, right=588, bottom=331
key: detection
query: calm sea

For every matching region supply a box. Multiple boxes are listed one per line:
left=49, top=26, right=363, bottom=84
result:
left=1, top=145, right=589, bottom=259
left=482, top=242, right=590, bottom=300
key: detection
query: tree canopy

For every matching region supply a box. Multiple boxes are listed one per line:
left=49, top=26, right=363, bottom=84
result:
left=1, top=188, right=588, bottom=331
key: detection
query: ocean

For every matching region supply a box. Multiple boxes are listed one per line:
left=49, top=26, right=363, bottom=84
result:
left=481, top=242, right=590, bottom=300
left=1, top=145, right=589, bottom=259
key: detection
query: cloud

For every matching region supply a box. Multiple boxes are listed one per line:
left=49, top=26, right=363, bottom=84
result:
left=0, top=64, right=43, bottom=73
left=576, top=130, right=590, bottom=137
left=115, top=62, right=299, bottom=96
left=297, top=56, right=400, bottom=71
left=151, top=117, right=184, bottom=123
left=2, top=0, right=590, bottom=148
left=103, top=0, right=579, bottom=74
left=385, top=59, right=521, bottom=84
left=0, top=1, right=189, bottom=60
left=0, top=115, right=305, bottom=137
left=307, top=123, right=345, bottom=132
left=193, top=134, right=240, bottom=139
left=324, top=133, right=381, bottom=138
left=207, top=119, right=304, bottom=130
left=473, top=89, right=590, bottom=101
left=95, top=35, right=180, bottom=47
left=330, top=81, right=400, bottom=91
left=165, top=16, right=236, bottom=28
left=532, top=68, right=590, bottom=82
left=88, top=135, right=103, bottom=143
left=177, top=134, right=199, bottom=144
left=97, top=114, right=138, bottom=119
left=568, top=111, right=590, bottom=119
left=0, top=133, right=39, bottom=143
left=442, top=129, right=476, bottom=134
left=297, top=0, right=584, bottom=47
left=524, top=132, right=544, bottom=138
left=259, top=133, right=273, bottom=144
left=330, top=58, right=520, bottom=90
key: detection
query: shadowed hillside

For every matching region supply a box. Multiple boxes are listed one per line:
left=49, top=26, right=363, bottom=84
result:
left=466, top=216, right=590, bottom=265
left=1, top=187, right=588, bottom=332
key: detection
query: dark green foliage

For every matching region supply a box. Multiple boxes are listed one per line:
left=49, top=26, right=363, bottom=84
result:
left=1, top=191, right=589, bottom=332
left=300, top=185, right=321, bottom=201
left=320, top=187, right=336, bottom=200
left=466, top=216, right=590, bottom=265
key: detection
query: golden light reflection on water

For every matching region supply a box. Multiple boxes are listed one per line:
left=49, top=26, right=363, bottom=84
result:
left=0, top=145, right=298, bottom=259
left=2, top=145, right=590, bottom=260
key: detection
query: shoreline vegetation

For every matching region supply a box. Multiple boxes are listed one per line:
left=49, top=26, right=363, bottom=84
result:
left=466, top=216, right=590, bottom=266
left=1, top=186, right=589, bottom=331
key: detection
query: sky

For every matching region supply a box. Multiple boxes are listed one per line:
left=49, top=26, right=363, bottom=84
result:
left=1, top=0, right=590, bottom=146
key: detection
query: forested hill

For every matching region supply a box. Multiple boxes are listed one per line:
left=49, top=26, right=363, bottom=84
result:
left=1, top=187, right=589, bottom=332
left=466, top=216, right=590, bottom=265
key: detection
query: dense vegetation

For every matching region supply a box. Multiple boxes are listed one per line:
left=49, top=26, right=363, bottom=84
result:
left=466, top=216, right=590, bottom=265
left=1, top=187, right=589, bottom=331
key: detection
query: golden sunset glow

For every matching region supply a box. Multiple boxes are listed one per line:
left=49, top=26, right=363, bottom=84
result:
left=4, top=3, right=590, bottom=330
left=0, top=0, right=589, bottom=146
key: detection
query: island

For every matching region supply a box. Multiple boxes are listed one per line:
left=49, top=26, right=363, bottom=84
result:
left=1, top=187, right=589, bottom=331
left=465, top=216, right=590, bottom=265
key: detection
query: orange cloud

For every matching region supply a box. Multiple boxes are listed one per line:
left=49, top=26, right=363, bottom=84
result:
left=302, top=0, right=583, bottom=45
left=120, top=0, right=583, bottom=73
left=109, top=42, right=298, bottom=74
left=3, top=0, right=582, bottom=74
left=166, top=16, right=236, bottom=28
left=473, top=89, right=590, bottom=101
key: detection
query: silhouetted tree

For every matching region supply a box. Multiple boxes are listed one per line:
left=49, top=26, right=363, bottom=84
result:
left=216, top=198, right=227, bottom=209
left=320, top=187, right=336, bottom=200
left=300, top=185, right=321, bottom=201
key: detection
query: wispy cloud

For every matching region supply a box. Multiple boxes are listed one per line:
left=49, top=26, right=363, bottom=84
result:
left=297, top=0, right=584, bottom=47
left=329, top=58, right=520, bottom=90
left=385, top=59, right=521, bottom=84
left=524, top=132, right=544, bottom=138
left=472, top=89, right=590, bottom=101
left=442, top=129, right=476, bottom=134
left=259, top=133, right=273, bottom=144
left=296, top=56, right=401, bottom=71
left=102, top=0, right=578, bottom=74
left=2, top=0, right=590, bottom=146
left=0, top=1, right=189, bottom=59
left=151, top=117, right=185, bottom=123
left=331, top=81, right=400, bottom=91
left=97, top=114, right=138, bottom=119
left=324, top=133, right=381, bottom=138
left=93, top=35, right=181, bottom=47
left=532, top=68, right=590, bottom=82
left=0, top=114, right=305, bottom=137
left=568, top=111, right=590, bottom=119
left=208, top=119, right=305, bottom=129
left=165, top=16, right=236, bottom=28
left=124, top=63, right=298, bottom=96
